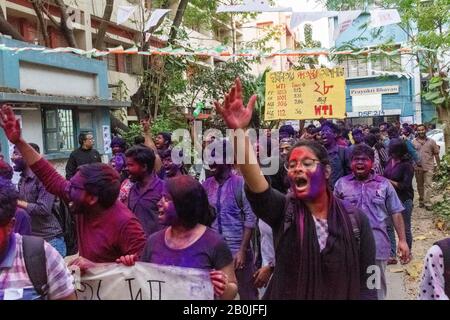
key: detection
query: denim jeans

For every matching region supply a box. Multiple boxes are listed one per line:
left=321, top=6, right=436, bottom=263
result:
left=387, top=199, right=413, bottom=257
left=48, top=236, right=67, bottom=257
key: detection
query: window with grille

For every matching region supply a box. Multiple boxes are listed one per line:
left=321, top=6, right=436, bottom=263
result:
left=340, top=57, right=369, bottom=78
left=43, top=108, right=95, bottom=154
left=371, top=54, right=401, bottom=73
left=43, top=108, right=75, bottom=153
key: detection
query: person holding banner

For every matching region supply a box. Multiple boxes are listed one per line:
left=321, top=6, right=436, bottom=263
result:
left=212, top=78, right=377, bottom=300
left=0, top=105, right=147, bottom=272
left=117, top=175, right=238, bottom=300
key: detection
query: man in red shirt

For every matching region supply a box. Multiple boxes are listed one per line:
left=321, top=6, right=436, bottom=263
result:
left=0, top=105, right=146, bottom=271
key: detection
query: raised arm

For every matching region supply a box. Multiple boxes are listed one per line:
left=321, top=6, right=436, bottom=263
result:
left=0, top=105, right=41, bottom=166
left=0, top=105, right=69, bottom=200
left=214, top=78, right=268, bottom=193
left=141, top=118, right=163, bottom=173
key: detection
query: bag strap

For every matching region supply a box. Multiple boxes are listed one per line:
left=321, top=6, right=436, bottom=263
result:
left=348, top=212, right=361, bottom=250
left=22, top=236, right=48, bottom=299
left=232, top=175, right=244, bottom=211
left=232, top=175, right=245, bottom=222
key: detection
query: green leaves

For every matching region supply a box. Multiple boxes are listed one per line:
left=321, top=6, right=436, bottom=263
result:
left=432, top=97, right=446, bottom=105
left=424, top=91, right=440, bottom=101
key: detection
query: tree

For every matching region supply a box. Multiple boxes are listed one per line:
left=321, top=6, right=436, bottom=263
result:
left=0, top=6, right=25, bottom=41
left=94, top=0, right=115, bottom=50
left=294, top=24, right=323, bottom=69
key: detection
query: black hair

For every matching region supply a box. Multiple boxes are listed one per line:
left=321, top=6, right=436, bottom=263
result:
left=369, top=127, right=380, bottom=135
left=78, top=132, right=93, bottom=146
left=416, top=124, right=427, bottom=130
left=0, top=160, right=13, bottom=180
left=321, top=121, right=339, bottom=134
left=125, top=145, right=156, bottom=173
left=351, top=144, right=375, bottom=162
left=387, top=126, right=400, bottom=139
left=160, top=148, right=172, bottom=160
left=157, top=132, right=172, bottom=146
left=364, top=134, right=377, bottom=147
left=134, top=136, right=145, bottom=145
left=402, top=126, right=413, bottom=135
left=286, top=140, right=330, bottom=166
left=389, top=139, right=408, bottom=159
left=111, top=137, right=127, bottom=151
left=379, top=122, right=390, bottom=130
left=279, top=125, right=295, bottom=137
left=29, top=143, right=40, bottom=154
left=0, top=178, right=18, bottom=226
left=78, top=163, right=120, bottom=209
left=166, top=175, right=213, bottom=229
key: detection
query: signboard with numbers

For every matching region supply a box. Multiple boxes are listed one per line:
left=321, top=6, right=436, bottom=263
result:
left=264, top=67, right=346, bottom=120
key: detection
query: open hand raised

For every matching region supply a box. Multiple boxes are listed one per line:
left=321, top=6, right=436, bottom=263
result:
left=0, top=105, right=21, bottom=144
left=214, top=78, right=257, bottom=130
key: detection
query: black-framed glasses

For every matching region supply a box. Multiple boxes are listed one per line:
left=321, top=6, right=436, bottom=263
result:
left=284, top=158, right=321, bottom=171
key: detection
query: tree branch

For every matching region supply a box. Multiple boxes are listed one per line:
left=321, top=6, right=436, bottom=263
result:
left=40, top=3, right=61, bottom=29
left=94, top=0, right=115, bottom=50
left=54, top=0, right=77, bottom=48
left=0, top=12, right=26, bottom=41
left=31, top=0, right=50, bottom=47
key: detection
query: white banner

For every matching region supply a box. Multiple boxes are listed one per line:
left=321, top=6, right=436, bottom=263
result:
left=352, top=94, right=382, bottom=112
left=337, top=10, right=362, bottom=37
left=144, top=9, right=171, bottom=32
left=290, top=11, right=338, bottom=29
left=217, top=0, right=291, bottom=13
left=75, top=262, right=214, bottom=300
left=117, top=5, right=136, bottom=25
left=369, top=9, right=401, bottom=28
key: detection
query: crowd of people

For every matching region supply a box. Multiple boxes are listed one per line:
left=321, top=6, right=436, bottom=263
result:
left=0, top=78, right=449, bottom=300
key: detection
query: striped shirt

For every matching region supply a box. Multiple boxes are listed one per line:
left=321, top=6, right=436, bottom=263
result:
left=203, top=174, right=257, bottom=255
left=18, top=169, right=62, bottom=240
left=0, top=234, right=74, bottom=300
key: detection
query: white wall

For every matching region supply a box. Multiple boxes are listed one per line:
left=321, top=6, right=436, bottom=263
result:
left=108, top=70, right=140, bottom=98
left=19, top=62, right=98, bottom=97
left=21, top=109, right=44, bottom=153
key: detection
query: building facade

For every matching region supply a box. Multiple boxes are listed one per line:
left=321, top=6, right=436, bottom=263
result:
left=242, top=11, right=297, bottom=75
left=331, top=12, right=436, bottom=125
left=0, top=36, right=126, bottom=172
left=0, top=0, right=237, bottom=125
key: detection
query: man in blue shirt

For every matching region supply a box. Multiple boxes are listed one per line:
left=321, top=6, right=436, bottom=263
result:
left=334, top=144, right=410, bottom=300
left=202, top=140, right=258, bottom=300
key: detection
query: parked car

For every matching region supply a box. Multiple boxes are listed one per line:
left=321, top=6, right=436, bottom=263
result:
left=427, top=129, right=445, bottom=159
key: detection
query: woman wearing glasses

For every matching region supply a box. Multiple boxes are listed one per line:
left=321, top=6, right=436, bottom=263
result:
left=212, top=78, right=377, bottom=300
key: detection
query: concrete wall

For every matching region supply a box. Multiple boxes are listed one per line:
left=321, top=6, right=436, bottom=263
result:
left=0, top=36, right=114, bottom=161
left=108, top=70, right=140, bottom=98
left=0, top=37, right=109, bottom=99
left=20, top=62, right=97, bottom=97
left=20, top=109, right=44, bottom=152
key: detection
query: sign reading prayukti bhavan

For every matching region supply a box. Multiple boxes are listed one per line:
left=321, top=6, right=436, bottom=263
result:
left=264, top=67, right=346, bottom=120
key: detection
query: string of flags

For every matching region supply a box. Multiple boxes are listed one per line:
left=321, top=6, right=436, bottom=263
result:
left=0, top=43, right=433, bottom=59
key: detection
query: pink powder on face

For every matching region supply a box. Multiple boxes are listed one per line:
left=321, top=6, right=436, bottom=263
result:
left=288, top=147, right=327, bottom=200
